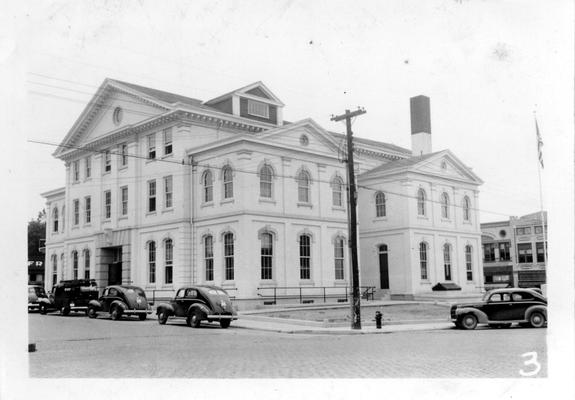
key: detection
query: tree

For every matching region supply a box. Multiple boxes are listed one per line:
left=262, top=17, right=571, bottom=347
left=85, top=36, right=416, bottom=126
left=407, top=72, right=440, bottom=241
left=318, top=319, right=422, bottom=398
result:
left=28, top=209, right=46, bottom=264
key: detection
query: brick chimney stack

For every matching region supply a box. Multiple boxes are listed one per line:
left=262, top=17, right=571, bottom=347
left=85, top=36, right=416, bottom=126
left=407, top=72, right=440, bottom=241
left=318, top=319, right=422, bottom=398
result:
left=410, top=95, right=432, bottom=156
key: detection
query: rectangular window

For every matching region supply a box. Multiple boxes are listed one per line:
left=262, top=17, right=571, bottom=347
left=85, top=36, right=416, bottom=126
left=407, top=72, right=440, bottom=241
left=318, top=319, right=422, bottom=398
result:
left=104, top=190, right=111, bottom=219
left=85, top=156, right=91, bottom=178
left=148, top=180, right=156, bottom=212
left=419, top=243, right=428, bottom=280
left=148, top=134, right=156, bottom=160
left=163, top=128, right=173, bottom=156
left=247, top=99, right=269, bottom=118
left=534, top=226, right=543, bottom=234
left=205, top=236, right=213, bottom=281
left=536, top=242, right=546, bottom=263
left=498, top=242, right=511, bottom=261
left=72, top=252, right=78, bottom=280
left=334, top=239, right=344, bottom=280
left=73, top=161, right=80, bottom=182
left=164, top=176, right=173, bottom=209
left=443, top=246, right=452, bottom=281
left=73, top=199, right=79, bottom=225
left=517, top=243, right=533, bottom=263
left=148, top=241, right=156, bottom=283
left=84, top=196, right=91, bottom=224
left=261, top=233, right=273, bottom=280
left=165, top=240, right=173, bottom=284
left=104, top=150, right=111, bottom=173
left=121, top=186, right=128, bottom=216
left=120, top=143, right=128, bottom=167
left=299, top=235, right=311, bottom=280
left=224, top=233, right=234, bottom=281
left=493, top=274, right=511, bottom=282
left=465, top=246, right=473, bottom=281
left=483, top=243, right=496, bottom=262
left=84, top=250, right=90, bottom=280
left=516, top=227, right=532, bottom=236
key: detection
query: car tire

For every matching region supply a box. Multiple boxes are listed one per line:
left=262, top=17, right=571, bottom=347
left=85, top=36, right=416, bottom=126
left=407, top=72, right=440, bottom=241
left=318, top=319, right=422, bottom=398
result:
left=188, top=309, right=203, bottom=328
left=529, top=311, right=546, bottom=328
left=111, top=306, right=122, bottom=321
left=158, top=311, right=168, bottom=325
left=39, top=304, right=47, bottom=315
left=138, top=313, right=147, bottom=321
left=87, top=307, right=97, bottom=319
left=460, top=314, right=478, bottom=330
left=61, top=306, right=70, bottom=316
left=220, top=319, right=231, bottom=329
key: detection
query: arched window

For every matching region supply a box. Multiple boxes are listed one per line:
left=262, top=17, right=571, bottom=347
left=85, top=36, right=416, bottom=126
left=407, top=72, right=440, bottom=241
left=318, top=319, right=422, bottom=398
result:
left=465, top=245, right=473, bottom=281
left=332, top=177, right=344, bottom=207
left=224, top=233, right=234, bottom=281
left=72, top=251, right=78, bottom=280
left=334, top=237, right=345, bottom=280
left=51, top=254, right=58, bottom=287
left=297, top=170, right=311, bottom=203
left=165, top=239, right=173, bottom=284
left=148, top=241, right=156, bottom=283
left=52, top=207, right=59, bottom=232
left=443, top=243, right=452, bottom=281
left=419, top=242, right=428, bottom=280
left=463, top=196, right=471, bottom=221
left=299, top=235, right=311, bottom=280
left=202, top=170, right=213, bottom=203
left=84, top=249, right=90, bottom=280
left=260, top=233, right=273, bottom=280
left=222, top=166, right=233, bottom=199
left=441, top=192, right=450, bottom=219
left=259, top=165, right=273, bottom=198
left=375, top=192, right=386, bottom=217
left=204, top=235, right=213, bottom=281
left=417, top=189, right=426, bottom=216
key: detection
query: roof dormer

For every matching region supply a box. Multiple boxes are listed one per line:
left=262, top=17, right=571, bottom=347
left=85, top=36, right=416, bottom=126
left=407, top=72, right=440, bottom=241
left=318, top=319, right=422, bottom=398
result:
left=204, top=82, right=284, bottom=126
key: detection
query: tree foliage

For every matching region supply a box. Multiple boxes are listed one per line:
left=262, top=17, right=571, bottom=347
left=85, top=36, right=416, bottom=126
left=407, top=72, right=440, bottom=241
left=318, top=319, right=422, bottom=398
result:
left=28, top=209, right=46, bottom=263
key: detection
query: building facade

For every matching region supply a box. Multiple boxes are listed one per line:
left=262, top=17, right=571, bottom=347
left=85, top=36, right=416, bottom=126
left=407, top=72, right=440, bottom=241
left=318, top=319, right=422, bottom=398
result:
left=42, top=79, right=484, bottom=302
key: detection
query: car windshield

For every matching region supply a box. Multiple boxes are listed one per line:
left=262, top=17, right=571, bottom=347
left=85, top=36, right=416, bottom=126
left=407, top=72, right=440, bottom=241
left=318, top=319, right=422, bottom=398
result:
left=481, top=291, right=493, bottom=301
left=207, top=289, right=228, bottom=296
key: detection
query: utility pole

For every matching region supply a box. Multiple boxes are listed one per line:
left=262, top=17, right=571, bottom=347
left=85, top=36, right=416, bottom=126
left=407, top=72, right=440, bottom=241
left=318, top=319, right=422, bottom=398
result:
left=331, top=107, right=366, bottom=330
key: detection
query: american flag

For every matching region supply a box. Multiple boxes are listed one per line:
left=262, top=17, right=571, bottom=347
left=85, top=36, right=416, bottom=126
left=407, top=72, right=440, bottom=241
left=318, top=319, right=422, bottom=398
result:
left=535, top=118, right=544, bottom=168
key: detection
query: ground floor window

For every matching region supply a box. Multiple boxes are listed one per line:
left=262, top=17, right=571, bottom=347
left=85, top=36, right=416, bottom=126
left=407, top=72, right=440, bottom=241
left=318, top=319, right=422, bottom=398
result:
left=299, top=235, right=311, bottom=280
left=204, top=236, right=213, bottom=281
left=224, top=233, right=234, bottom=281
left=84, top=250, right=90, bottom=280
left=261, top=233, right=273, bottom=280
left=443, top=244, right=452, bottom=281
left=165, top=239, right=173, bottom=284
left=419, top=242, right=428, bottom=280
left=465, top=245, right=473, bottom=281
left=148, top=241, right=156, bottom=283
left=334, top=238, right=344, bottom=280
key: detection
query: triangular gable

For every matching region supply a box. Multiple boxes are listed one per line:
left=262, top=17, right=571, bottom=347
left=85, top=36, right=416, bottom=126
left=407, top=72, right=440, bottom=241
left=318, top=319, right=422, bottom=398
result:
left=246, top=86, right=271, bottom=99
left=54, top=79, right=173, bottom=158
left=204, top=81, right=284, bottom=107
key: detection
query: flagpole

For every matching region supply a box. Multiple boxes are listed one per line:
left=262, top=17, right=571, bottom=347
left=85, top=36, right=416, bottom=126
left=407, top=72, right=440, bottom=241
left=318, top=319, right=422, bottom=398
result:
left=534, top=116, right=548, bottom=269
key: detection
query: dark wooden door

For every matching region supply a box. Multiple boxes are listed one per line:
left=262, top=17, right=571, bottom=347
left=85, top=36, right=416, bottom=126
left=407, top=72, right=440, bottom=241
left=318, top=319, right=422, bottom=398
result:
left=108, top=262, right=122, bottom=285
left=379, top=245, right=389, bottom=289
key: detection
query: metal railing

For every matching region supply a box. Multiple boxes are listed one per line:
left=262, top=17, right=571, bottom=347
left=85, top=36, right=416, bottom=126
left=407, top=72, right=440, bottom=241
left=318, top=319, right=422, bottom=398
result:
left=256, top=285, right=376, bottom=304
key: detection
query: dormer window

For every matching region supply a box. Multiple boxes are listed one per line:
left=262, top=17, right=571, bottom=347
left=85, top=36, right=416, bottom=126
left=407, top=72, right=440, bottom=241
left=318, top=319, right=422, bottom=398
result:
left=247, top=99, right=269, bottom=118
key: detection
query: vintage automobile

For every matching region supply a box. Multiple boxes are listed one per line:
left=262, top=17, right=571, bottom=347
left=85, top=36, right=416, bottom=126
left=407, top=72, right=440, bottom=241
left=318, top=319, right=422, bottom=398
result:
left=450, top=288, right=547, bottom=330
left=50, top=279, right=99, bottom=315
left=88, top=285, right=151, bottom=320
left=28, top=284, right=53, bottom=313
left=156, top=285, right=237, bottom=328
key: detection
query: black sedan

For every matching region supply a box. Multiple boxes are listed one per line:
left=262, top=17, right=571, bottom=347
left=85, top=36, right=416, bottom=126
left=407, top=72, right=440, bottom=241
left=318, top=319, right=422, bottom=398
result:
left=156, top=285, right=237, bottom=328
left=451, top=288, right=547, bottom=330
left=88, top=285, right=151, bottom=320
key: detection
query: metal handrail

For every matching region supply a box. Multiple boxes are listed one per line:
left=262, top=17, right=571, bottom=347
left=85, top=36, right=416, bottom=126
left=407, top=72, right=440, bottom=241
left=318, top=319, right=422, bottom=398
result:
left=256, top=285, right=376, bottom=304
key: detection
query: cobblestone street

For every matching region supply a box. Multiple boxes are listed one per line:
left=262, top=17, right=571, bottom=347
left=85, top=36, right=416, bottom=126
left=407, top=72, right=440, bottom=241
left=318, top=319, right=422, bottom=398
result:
left=28, top=313, right=547, bottom=378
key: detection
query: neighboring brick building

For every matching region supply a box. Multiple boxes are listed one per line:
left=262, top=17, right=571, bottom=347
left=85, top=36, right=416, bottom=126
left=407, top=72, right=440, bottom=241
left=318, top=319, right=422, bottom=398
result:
left=42, top=79, right=484, bottom=303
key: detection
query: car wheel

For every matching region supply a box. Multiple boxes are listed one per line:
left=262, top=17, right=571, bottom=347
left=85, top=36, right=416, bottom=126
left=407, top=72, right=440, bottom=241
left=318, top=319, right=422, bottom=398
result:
left=158, top=311, right=168, bottom=325
left=460, top=314, right=478, bottom=330
left=87, top=307, right=97, bottom=319
left=188, top=309, right=203, bottom=328
left=138, top=313, right=147, bottom=321
left=110, top=306, right=122, bottom=321
left=61, top=306, right=70, bottom=316
left=39, top=304, right=47, bottom=315
left=220, top=319, right=231, bottom=329
left=529, top=311, right=546, bottom=328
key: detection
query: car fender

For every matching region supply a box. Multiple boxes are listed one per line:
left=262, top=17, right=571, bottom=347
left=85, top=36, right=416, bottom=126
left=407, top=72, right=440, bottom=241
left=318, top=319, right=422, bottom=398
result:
left=187, top=302, right=210, bottom=316
left=110, top=300, right=127, bottom=312
left=525, top=305, right=547, bottom=320
left=455, top=307, right=488, bottom=323
left=156, top=303, right=174, bottom=316
left=38, top=298, right=53, bottom=306
left=88, top=299, right=102, bottom=310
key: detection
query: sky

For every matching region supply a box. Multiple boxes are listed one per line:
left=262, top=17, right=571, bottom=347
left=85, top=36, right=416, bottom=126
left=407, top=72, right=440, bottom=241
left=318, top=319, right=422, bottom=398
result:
left=16, top=0, right=572, bottom=224
left=2, top=1, right=574, bottom=398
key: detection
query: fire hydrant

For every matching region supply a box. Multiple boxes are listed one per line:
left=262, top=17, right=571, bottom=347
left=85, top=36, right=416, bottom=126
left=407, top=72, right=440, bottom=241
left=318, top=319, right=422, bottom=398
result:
left=375, top=311, right=383, bottom=329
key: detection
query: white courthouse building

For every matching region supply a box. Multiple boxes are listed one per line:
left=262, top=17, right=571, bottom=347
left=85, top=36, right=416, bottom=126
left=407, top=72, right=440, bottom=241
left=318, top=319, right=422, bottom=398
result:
left=42, top=79, right=484, bottom=303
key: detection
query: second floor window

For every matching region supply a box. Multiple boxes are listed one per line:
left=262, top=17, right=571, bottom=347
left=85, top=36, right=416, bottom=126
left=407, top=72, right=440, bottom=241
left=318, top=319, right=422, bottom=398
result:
left=498, top=242, right=511, bottom=261
left=73, top=199, right=79, bottom=226
left=202, top=170, right=213, bottom=203
left=517, top=243, right=533, bottom=263
left=120, top=143, right=128, bottom=167
left=84, top=196, right=91, bottom=224
left=441, top=192, right=450, bottom=219
left=163, top=128, right=173, bottom=156
left=121, top=186, right=128, bottom=216
left=164, top=176, right=173, bottom=208
left=259, top=165, right=273, bottom=198
left=52, top=207, right=59, bottom=232
left=297, top=170, right=310, bottom=203
left=148, top=180, right=156, bottom=212
left=299, top=235, right=311, bottom=280
left=223, top=166, right=233, bottom=199
left=483, top=243, right=496, bottom=262
left=463, top=196, right=471, bottom=221
left=85, top=156, right=91, bottom=178
left=417, top=189, right=426, bottom=216
left=332, top=177, right=343, bottom=207
left=104, top=190, right=111, bottom=219
left=73, top=161, right=80, bottom=182
left=375, top=192, right=386, bottom=217
left=104, top=150, right=111, bottom=173
left=148, top=134, right=156, bottom=159
left=536, top=242, right=546, bottom=263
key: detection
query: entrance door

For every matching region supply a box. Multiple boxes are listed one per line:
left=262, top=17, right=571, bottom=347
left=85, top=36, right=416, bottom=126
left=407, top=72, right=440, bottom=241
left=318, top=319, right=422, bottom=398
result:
left=108, top=262, right=122, bottom=285
left=378, top=245, right=390, bottom=289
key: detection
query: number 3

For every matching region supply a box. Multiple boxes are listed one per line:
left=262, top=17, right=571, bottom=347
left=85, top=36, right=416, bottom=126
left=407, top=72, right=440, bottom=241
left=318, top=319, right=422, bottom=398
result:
left=520, top=352, right=541, bottom=377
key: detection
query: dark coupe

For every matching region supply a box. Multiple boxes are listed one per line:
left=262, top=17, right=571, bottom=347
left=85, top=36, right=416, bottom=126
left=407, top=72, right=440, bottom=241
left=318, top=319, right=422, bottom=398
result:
left=156, top=285, right=237, bottom=328
left=451, top=288, right=547, bottom=330
left=88, top=285, right=151, bottom=320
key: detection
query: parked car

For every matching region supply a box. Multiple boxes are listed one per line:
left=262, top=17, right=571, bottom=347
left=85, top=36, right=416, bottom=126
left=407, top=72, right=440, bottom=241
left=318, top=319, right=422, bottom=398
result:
left=88, top=285, right=151, bottom=320
left=28, top=284, right=52, bottom=313
left=156, top=285, right=237, bottom=328
left=450, top=288, right=547, bottom=330
left=50, top=279, right=99, bottom=316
